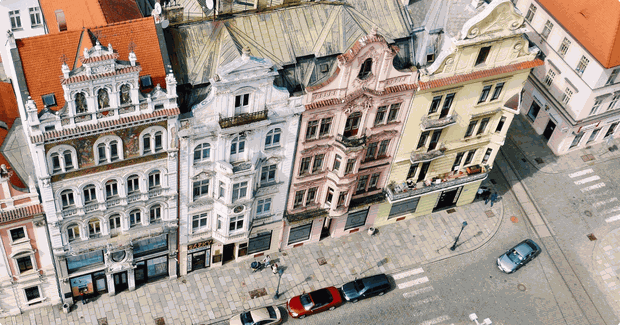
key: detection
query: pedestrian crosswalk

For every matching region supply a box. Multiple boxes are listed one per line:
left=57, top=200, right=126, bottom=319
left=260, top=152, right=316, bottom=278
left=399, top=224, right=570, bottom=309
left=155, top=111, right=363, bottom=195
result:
left=393, top=267, right=451, bottom=325
left=569, top=168, right=620, bottom=223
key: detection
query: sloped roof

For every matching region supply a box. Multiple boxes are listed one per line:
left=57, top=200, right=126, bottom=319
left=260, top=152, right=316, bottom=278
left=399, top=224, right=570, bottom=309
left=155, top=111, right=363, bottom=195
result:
left=39, top=0, right=143, bottom=33
left=537, top=0, right=620, bottom=68
left=0, top=82, right=25, bottom=188
left=16, top=17, right=166, bottom=113
left=167, top=1, right=410, bottom=86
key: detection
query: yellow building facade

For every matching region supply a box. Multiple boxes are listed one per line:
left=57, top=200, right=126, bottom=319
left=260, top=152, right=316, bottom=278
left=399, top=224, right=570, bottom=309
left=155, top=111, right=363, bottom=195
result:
left=375, top=0, right=543, bottom=225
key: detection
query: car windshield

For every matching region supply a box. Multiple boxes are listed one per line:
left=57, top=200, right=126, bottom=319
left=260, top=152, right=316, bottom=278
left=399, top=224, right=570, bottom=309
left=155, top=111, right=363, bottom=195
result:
left=239, top=311, right=253, bottom=325
left=353, top=280, right=365, bottom=292
left=507, top=250, right=524, bottom=264
left=300, top=294, right=313, bottom=310
left=266, top=306, right=277, bottom=319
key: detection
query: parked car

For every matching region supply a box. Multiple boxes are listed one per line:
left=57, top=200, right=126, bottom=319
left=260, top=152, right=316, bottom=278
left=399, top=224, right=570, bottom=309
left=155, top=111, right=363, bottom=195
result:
left=340, top=273, right=391, bottom=302
left=286, top=286, right=343, bottom=319
left=497, top=239, right=542, bottom=274
left=229, top=306, right=281, bottom=325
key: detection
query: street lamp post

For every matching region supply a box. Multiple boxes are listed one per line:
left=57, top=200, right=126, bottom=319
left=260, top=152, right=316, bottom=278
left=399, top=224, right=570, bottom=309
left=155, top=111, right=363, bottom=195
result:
left=450, top=221, right=468, bottom=251
left=273, top=268, right=284, bottom=299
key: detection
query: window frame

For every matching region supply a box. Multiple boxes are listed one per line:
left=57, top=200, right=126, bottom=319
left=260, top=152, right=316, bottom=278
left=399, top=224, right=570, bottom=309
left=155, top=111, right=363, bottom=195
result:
left=265, top=129, right=282, bottom=148
left=88, top=219, right=102, bottom=237
left=260, top=164, right=277, bottom=185
left=150, top=204, right=162, bottom=222
left=476, top=117, right=490, bottom=135
left=193, top=179, right=210, bottom=200
left=109, top=214, right=122, bottom=231
left=333, top=154, right=342, bottom=171
left=475, top=46, right=491, bottom=66
left=192, top=213, right=209, bottom=232
left=61, top=190, right=75, bottom=209
left=561, top=88, right=573, bottom=105
left=429, top=96, right=442, bottom=114
left=148, top=171, right=161, bottom=189
left=495, top=116, right=507, bottom=133
left=525, top=4, right=536, bottom=22
left=481, top=148, right=493, bottom=164
left=9, top=226, right=28, bottom=243
left=256, top=198, right=272, bottom=215
left=478, top=85, right=492, bottom=103
left=66, top=223, right=80, bottom=241
left=305, top=120, right=319, bottom=140
left=608, top=94, right=620, bottom=111
left=465, top=120, right=478, bottom=138
left=464, top=149, right=477, bottom=165
left=387, top=103, right=401, bottom=122
left=559, top=37, right=571, bottom=57
left=229, top=215, right=244, bottom=232
left=129, top=210, right=142, bottom=227
left=234, top=93, right=250, bottom=115
left=356, top=175, right=369, bottom=194
left=604, top=122, right=619, bottom=138
left=193, top=143, right=211, bottom=163
left=9, top=10, right=22, bottom=30
left=312, top=154, right=324, bottom=173
left=319, top=118, right=332, bottom=137
left=232, top=181, right=248, bottom=202
left=105, top=180, right=119, bottom=199
left=24, top=286, right=41, bottom=303
left=606, top=69, right=620, bottom=86
left=374, top=106, right=388, bottom=125
left=541, top=20, right=553, bottom=39
left=126, top=175, right=140, bottom=195
left=16, top=255, right=34, bottom=273
left=358, top=58, right=373, bottom=80
left=490, top=82, right=504, bottom=101
left=543, top=69, right=556, bottom=87
left=576, top=56, right=589, bottom=75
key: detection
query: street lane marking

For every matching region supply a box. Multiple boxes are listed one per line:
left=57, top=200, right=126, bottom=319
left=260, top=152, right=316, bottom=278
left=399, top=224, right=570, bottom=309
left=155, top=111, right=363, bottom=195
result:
left=581, top=183, right=606, bottom=192
left=410, top=295, right=441, bottom=307
left=602, top=206, right=620, bottom=215
left=593, top=198, right=618, bottom=208
left=569, top=169, right=594, bottom=178
left=574, top=175, right=600, bottom=185
left=605, top=215, right=620, bottom=223
left=397, top=276, right=429, bottom=289
left=394, top=267, right=424, bottom=280
left=403, top=285, right=434, bottom=298
left=420, top=315, right=451, bottom=325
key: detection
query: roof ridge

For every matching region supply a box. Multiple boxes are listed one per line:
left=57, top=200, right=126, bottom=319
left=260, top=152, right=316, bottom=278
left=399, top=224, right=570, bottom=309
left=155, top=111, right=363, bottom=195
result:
left=90, top=16, right=154, bottom=30
left=607, top=11, right=620, bottom=67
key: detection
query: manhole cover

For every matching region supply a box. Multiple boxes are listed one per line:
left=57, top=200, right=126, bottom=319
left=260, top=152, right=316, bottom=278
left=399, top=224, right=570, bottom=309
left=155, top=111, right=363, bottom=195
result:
left=485, top=210, right=495, bottom=218
left=249, top=288, right=268, bottom=299
left=535, top=157, right=544, bottom=164
left=154, top=317, right=165, bottom=325
left=317, top=257, right=327, bottom=266
left=584, top=211, right=592, bottom=217
left=581, top=154, right=596, bottom=162
left=446, top=208, right=457, bottom=214
left=517, top=284, right=526, bottom=291
left=510, top=216, right=519, bottom=223
left=98, top=318, right=108, bottom=325
left=587, top=233, right=597, bottom=241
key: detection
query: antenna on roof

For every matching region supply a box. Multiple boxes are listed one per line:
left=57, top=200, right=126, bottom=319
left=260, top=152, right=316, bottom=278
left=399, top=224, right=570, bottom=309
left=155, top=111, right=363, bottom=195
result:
left=60, top=53, right=68, bottom=66
left=128, top=40, right=137, bottom=53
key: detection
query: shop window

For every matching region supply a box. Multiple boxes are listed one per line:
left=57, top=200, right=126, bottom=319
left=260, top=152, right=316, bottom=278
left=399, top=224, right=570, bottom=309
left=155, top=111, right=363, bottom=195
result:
left=389, top=197, right=420, bottom=218
left=133, top=235, right=168, bottom=258
left=288, top=224, right=312, bottom=245
left=248, top=231, right=272, bottom=254
left=66, top=250, right=104, bottom=273
left=238, top=243, right=248, bottom=257
left=345, top=209, right=368, bottom=230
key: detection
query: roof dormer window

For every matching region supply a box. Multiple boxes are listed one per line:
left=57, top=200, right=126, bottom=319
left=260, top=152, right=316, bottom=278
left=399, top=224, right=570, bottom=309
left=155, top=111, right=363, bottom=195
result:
left=358, top=58, right=373, bottom=80
left=42, top=93, right=57, bottom=107
left=140, top=75, right=153, bottom=89
left=54, top=10, right=66, bottom=32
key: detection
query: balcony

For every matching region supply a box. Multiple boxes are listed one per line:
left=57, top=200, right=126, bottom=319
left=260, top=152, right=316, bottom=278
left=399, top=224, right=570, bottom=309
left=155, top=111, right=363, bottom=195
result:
left=212, top=230, right=248, bottom=245
left=219, top=110, right=268, bottom=129
left=421, top=113, right=458, bottom=131
left=285, top=208, right=329, bottom=223
left=410, top=144, right=446, bottom=164
left=148, top=188, right=164, bottom=198
left=336, top=134, right=366, bottom=148
left=386, top=166, right=489, bottom=202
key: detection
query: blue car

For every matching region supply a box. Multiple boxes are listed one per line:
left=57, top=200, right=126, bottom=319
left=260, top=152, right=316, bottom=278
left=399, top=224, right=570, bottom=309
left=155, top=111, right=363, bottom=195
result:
left=497, top=239, right=541, bottom=274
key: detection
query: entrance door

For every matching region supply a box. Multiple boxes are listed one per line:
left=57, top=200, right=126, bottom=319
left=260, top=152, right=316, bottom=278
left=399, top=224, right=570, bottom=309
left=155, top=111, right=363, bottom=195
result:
left=222, top=244, right=235, bottom=263
left=192, top=251, right=207, bottom=271
left=113, top=272, right=128, bottom=293
left=320, top=218, right=331, bottom=239
left=543, top=120, right=556, bottom=140
left=93, top=271, right=108, bottom=294
left=433, top=187, right=462, bottom=212
left=134, top=261, right=147, bottom=286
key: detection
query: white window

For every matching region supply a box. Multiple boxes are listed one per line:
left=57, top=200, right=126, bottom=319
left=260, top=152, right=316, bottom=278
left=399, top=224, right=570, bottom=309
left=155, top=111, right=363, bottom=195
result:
left=229, top=216, right=244, bottom=232
left=109, top=214, right=122, bottom=231
left=525, top=4, right=536, bottom=22
left=219, top=181, right=225, bottom=199
left=142, top=129, right=165, bottom=155
left=150, top=204, right=162, bottom=222
left=256, top=198, right=272, bottom=215
left=193, top=143, right=210, bottom=163
left=230, top=135, right=246, bottom=162
left=232, top=182, right=248, bottom=202
left=234, top=94, right=250, bottom=115
left=543, top=69, right=556, bottom=87
left=589, top=99, right=603, bottom=116
left=260, top=165, right=277, bottom=184
left=193, top=179, right=210, bottom=199
left=9, top=227, right=27, bottom=242
left=67, top=224, right=80, bottom=241
left=265, top=129, right=281, bottom=148
left=29, top=7, right=42, bottom=27
left=587, top=128, right=601, bottom=144
left=88, top=219, right=101, bottom=237
left=127, top=175, right=140, bottom=194
left=148, top=171, right=161, bottom=189
left=325, top=187, right=334, bottom=207
left=541, top=20, right=553, bottom=39
left=607, top=69, right=620, bottom=86
left=61, top=190, right=75, bottom=209
left=608, top=94, right=620, bottom=111
left=576, top=56, right=589, bottom=75
left=48, top=147, right=77, bottom=173
left=105, top=180, right=119, bottom=199
left=83, top=185, right=97, bottom=204
left=95, top=138, right=123, bottom=164
left=129, top=210, right=141, bottom=227
left=562, top=88, right=573, bottom=105
left=9, top=10, right=21, bottom=29
left=559, top=38, right=571, bottom=57
left=192, top=213, right=209, bottom=232
left=217, top=215, right=223, bottom=230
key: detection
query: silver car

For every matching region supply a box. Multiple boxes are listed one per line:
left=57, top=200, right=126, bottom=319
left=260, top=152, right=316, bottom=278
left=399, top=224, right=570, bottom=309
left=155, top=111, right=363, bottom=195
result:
left=497, top=239, right=541, bottom=274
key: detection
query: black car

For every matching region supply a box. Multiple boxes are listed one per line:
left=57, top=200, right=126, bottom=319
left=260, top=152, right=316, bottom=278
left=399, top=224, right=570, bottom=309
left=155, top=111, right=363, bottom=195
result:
left=497, top=239, right=542, bottom=274
left=340, top=273, right=391, bottom=302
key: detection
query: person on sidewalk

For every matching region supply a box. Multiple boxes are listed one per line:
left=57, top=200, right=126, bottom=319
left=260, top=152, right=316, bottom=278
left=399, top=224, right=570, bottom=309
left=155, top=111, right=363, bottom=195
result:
left=263, top=255, right=271, bottom=267
left=271, top=263, right=278, bottom=274
left=489, top=193, right=499, bottom=207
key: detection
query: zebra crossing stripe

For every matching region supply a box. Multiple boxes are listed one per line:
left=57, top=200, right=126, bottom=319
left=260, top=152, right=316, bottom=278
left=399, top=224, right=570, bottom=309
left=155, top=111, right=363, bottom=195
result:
left=593, top=198, right=618, bottom=208
left=574, top=175, right=600, bottom=185
left=581, top=183, right=606, bottom=192
left=397, top=276, right=429, bottom=289
left=394, top=267, right=424, bottom=280
left=569, top=169, right=594, bottom=178
left=403, top=285, right=434, bottom=298
left=602, top=206, right=620, bottom=215
left=419, top=315, right=451, bottom=325
left=605, top=215, right=620, bottom=223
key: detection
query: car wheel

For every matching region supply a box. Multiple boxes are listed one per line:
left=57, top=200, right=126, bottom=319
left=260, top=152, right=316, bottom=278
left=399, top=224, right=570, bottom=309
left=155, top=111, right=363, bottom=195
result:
left=299, top=315, right=306, bottom=319
left=329, top=306, right=336, bottom=311
left=378, top=291, right=385, bottom=296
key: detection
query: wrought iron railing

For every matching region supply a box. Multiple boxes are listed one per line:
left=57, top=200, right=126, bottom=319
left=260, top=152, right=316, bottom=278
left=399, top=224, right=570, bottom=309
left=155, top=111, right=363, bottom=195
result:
left=219, top=110, right=268, bottom=128
left=410, top=144, right=446, bottom=164
left=421, top=112, right=458, bottom=130
left=386, top=171, right=488, bottom=202
left=336, top=134, right=366, bottom=148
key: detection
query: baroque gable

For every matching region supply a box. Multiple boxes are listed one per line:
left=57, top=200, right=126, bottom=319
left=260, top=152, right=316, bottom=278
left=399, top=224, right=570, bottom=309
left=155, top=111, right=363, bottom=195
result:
left=460, top=0, right=524, bottom=40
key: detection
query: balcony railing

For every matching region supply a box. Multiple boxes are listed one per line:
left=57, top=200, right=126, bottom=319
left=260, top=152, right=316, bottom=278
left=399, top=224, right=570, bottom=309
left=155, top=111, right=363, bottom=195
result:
left=148, top=188, right=164, bottom=198
left=421, top=113, right=458, bottom=131
left=410, top=144, right=446, bottom=164
left=336, top=134, right=366, bottom=148
left=219, top=110, right=268, bottom=129
left=386, top=167, right=489, bottom=202
left=212, top=231, right=248, bottom=245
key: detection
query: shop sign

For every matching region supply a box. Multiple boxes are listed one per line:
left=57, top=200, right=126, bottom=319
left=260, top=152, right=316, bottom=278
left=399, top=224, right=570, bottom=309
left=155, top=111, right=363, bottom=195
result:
left=188, top=240, right=212, bottom=253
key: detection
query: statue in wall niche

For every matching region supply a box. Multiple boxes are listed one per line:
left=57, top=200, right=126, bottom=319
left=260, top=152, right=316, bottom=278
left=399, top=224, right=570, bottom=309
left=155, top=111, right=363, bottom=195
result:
left=75, top=92, right=87, bottom=113
left=98, top=89, right=110, bottom=109
left=120, top=84, right=131, bottom=105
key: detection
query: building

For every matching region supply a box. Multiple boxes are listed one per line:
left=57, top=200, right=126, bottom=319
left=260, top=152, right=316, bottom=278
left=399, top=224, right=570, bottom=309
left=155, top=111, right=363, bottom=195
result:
left=177, top=48, right=303, bottom=274
left=5, top=17, right=180, bottom=304
left=283, top=29, right=416, bottom=247
left=514, top=0, right=620, bottom=155
left=377, top=0, right=542, bottom=224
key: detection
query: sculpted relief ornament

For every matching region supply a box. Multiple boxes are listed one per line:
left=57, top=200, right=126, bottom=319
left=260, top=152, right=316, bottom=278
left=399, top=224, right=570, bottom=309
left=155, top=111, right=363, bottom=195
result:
left=462, top=1, right=524, bottom=40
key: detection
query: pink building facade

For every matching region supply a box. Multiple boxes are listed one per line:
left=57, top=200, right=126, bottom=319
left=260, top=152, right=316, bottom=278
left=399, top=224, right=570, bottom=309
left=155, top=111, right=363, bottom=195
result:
left=281, top=31, right=416, bottom=249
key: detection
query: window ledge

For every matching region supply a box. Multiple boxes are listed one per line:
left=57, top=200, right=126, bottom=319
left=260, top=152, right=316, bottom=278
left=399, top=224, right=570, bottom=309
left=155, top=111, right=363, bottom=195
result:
left=10, top=238, right=29, bottom=246
left=264, top=145, right=282, bottom=151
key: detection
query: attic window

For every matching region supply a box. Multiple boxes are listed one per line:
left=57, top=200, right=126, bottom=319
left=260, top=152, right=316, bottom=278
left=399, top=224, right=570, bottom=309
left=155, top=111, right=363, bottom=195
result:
left=42, top=94, right=57, bottom=107
left=320, top=63, right=329, bottom=73
left=358, top=58, right=373, bottom=80
left=426, top=44, right=436, bottom=63
left=54, top=10, right=67, bottom=32
left=475, top=46, right=491, bottom=66
left=45, top=125, right=55, bottom=132
left=140, top=75, right=153, bottom=88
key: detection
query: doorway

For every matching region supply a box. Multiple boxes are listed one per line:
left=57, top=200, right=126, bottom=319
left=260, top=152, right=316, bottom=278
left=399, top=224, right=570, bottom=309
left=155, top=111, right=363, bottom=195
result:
left=417, top=162, right=431, bottom=183
left=320, top=218, right=331, bottom=239
left=113, top=272, right=128, bottom=293
left=433, top=187, right=462, bottom=212
left=543, top=120, right=556, bottom=140
left=222, top=243, right=235, bottom=264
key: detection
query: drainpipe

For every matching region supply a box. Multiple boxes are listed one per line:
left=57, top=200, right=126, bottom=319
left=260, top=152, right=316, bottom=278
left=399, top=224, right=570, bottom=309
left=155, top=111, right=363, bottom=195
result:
left=41, top=215, right=64, bottom=305
left=176, top=136, right=181, bottom=276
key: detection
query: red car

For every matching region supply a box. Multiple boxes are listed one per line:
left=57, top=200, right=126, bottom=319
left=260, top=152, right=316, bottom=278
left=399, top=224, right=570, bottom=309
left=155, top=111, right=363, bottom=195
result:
left=286, top=286, right=343, bottom=319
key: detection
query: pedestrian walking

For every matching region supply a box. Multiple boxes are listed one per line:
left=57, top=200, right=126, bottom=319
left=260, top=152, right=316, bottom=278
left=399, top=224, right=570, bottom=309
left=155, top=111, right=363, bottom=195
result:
left=489, top=193, right=498, bottom=207
left=271, top=263, right=278, bottom=274
left=263, top=255, right=271, bottom=267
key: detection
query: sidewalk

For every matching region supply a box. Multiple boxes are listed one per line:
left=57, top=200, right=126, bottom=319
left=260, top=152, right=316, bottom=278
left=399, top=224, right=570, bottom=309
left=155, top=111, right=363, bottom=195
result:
left=507, top=114, right=620, bottom=174
left=593, top=228, right=620, bottom=316
left=0, top=180, right=504, bottom=325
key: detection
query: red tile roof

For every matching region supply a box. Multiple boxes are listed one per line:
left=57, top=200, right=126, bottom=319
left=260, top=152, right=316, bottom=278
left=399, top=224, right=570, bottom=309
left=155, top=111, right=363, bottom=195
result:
left=0, top=204, right=43, bottom=224
left=0, top=82, right=25, bottom=188
left=537, top=0, right=620, bottom=69
left=16, top=17, right=166, bottom=113
left=39, top=0, right=143, bottom=34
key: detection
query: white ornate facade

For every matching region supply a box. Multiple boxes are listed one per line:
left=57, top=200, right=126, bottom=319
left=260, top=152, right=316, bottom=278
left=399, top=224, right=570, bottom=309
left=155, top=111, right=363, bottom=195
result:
left=178, top=49, right=302, bottom=274
left=17, top=42, right=180, bottom=304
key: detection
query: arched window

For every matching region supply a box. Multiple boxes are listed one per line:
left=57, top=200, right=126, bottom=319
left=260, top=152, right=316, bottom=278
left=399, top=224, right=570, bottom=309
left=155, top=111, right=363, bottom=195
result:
left=265, top=128, right=281, bottom=148
left=154, top=132, right=163, bottom=152
left=88, top=219, right=101, bottom=237
left=67, top=223, right=80, bottom=241
left=148, top=171, right=161, bottom=189
left=48, top=146, right=77, bottom=174
left=97, top=88, right=110, bottom=109
left=51, top=153, right=61, bottom=173
left=141, top=128, right=166, bottom=155
left=109, top=214, right=121, bottom=232
left=193, top=143, right=210, bottom=163
left=63, top=150, right=74, bottom=170
left=127, top=175, right=140, bottom=194
left=95, top=137, right=123, bottom=164
left=97, top=143, right=107, bottom=164
left=83, top=185, right=97, bottom=204
left=120, top=84, right=131, bottom=105
left=60, top=190, right=75, bottom=209
left=109, top=141, right=119, bottom=161
left=150, top=204, right=162, bottom=223
left=129, top=210, right=141, bottom=227
left=358, top=58, right=373, bottom=80
left=75, top=92, right=87, bottom=113
left=105, top=180, right=118, bottom=199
